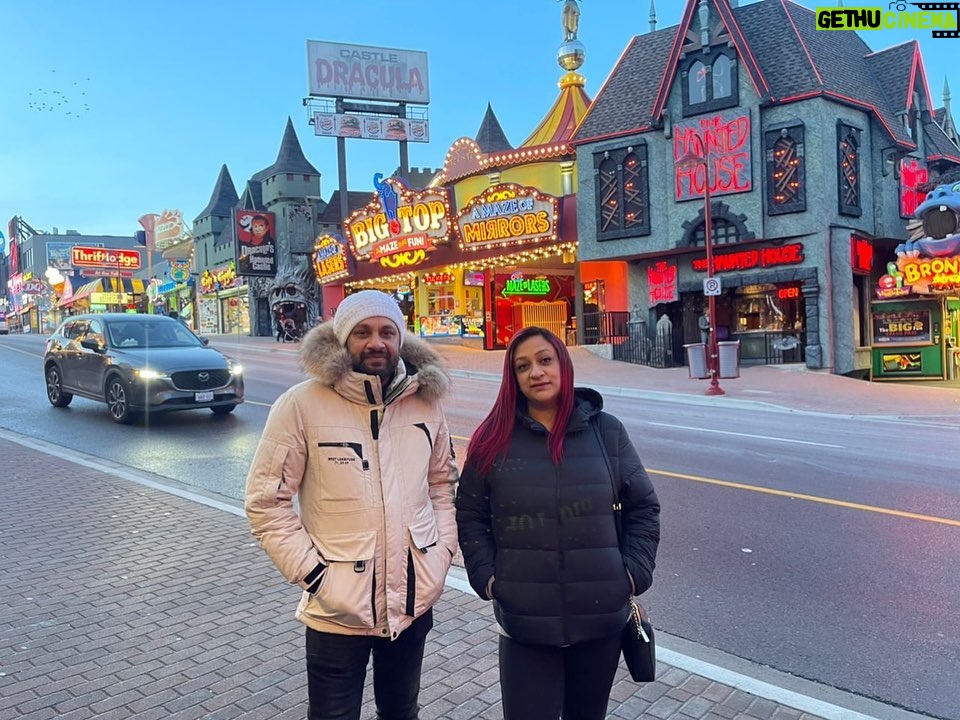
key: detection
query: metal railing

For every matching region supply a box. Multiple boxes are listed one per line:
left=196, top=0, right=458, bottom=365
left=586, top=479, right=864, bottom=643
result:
left=581, top=311, right=675, bottom=369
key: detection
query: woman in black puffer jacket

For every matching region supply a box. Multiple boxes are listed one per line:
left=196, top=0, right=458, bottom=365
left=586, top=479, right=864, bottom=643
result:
left=456, top=326, right=660, bottom=720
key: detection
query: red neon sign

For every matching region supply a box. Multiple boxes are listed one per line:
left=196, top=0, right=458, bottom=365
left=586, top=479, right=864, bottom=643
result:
left=692, top=243, right=804, bottom=272
left=899, top=158, right=928, bottom=217
left=850, top=235, right=873, bottom=274
left=778, top=286, right=800, bottom=300
left=674, top=113, right=752, bottom=201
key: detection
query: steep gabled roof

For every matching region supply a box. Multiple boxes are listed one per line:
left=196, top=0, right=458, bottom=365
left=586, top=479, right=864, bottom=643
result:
left=650, top=0, right=770, bottom=122
left=923, top=119, right=960, bottom=163
left=239, top=181, right=263, bottom=211
left=574, top=0, right=921, bottom=149
left=571, top=29, right=676, bottom=143
left=475, top=104, right=513, bottom=153
left=252, top=117, right=320, bottom=181
left=865, top=42, right=918, bottom=114
left=521, top=73, right=592, bottom=148
left=776, top=2, right=912, bottom=146
left=194, top=165, right=239, bottom=223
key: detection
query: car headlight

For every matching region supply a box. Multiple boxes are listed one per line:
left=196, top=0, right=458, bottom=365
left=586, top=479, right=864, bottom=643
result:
left=136, top=368, right=169, bottom=380
left=230, top=363, right=243, bottom=376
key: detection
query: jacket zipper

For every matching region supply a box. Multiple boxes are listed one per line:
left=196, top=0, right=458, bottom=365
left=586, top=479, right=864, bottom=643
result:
left=556, top=462, right=570, bottom=646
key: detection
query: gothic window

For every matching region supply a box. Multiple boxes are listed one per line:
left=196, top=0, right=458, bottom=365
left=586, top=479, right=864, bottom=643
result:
left=689, top=61, right=707, bottom=104
left=598, top=158, right=620, bottom=233
left=712, top=55, right=731, bottom=99
left=682, top=49, right=738, bottom=116
left=692, top=217, right=739, bottom=247
left=623, top=152, right=647, bottom=230
left=765, top=125, right=806, bottom=215
left=837, top=124, right=861, bottom=217
left=593, top=146, right=651, bottom=240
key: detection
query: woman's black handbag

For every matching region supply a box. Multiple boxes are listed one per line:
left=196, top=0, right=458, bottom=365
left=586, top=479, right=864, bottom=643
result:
left=592, top=420, right=658, bottom=682
left=622, top=599, right=657, bottom=682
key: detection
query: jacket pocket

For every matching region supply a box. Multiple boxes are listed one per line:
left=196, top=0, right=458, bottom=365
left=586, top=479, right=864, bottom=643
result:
left=404, top=515, right=449, bottom=617
left=314, top=441, right=371, bottom=512
left=304, top=530, right=378, bottom=629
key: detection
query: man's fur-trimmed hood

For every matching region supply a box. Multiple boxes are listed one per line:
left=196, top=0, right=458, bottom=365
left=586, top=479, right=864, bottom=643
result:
left=300, top=321, right=451, bottom=401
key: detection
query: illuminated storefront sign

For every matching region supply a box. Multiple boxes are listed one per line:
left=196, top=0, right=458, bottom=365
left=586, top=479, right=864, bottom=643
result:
left=898, top=254, right=960, bottom=294
left=168, top=260, right=191, bottom=284
left=345, top=176, right=452, bottom=269
left=647, top=261, right=678, bottom=305
left=872, top=308, right=932, bottom=346
left=457, top=184, right=559, bottom=251
left=501, top=272, right=551, bottom=297
left=423, top=272, right=454, bottom=285
left=200, top=262, right=240, bottom=294
left=313, top=234, right=350, bottom=284
left=71, top=246, right=142, bottom=270
left=674, top=112, right=752, bottom=201
left=692, top=243, right=804, bottom=272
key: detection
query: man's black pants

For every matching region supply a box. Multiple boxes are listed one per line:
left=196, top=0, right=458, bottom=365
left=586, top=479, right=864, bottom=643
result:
left=305, top=610, right=433, bottom=720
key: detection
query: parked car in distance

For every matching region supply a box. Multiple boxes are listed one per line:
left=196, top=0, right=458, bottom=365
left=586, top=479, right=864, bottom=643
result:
left=0, top=318, right=9, bottom=335
left=43, top=313, right=244, bottom=424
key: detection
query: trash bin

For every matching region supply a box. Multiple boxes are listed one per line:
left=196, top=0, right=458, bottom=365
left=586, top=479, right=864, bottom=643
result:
left=718, top=340, right=741, bottom=379
left=684, top=343, right=709, bottom=379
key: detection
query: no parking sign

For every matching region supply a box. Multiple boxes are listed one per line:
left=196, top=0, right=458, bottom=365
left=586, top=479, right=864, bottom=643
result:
left=703, top=276, right=722, bottom=296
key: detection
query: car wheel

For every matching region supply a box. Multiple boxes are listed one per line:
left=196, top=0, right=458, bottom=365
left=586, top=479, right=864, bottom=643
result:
left=211, top=404, right=237, bottom=416
left=106, top=375, right=134, bottom=424
left=45, top=365, right=73, bottom=407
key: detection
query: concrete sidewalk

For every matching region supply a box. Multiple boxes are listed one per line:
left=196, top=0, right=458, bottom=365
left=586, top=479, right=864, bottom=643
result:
left=0, top=431, right=937, bottom=720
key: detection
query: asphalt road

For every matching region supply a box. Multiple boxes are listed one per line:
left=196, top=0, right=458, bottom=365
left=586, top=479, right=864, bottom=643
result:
left=2, top=334, right=958, bottom=719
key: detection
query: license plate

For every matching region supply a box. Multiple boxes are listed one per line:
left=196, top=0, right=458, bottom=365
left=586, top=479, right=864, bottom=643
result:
left=195, top=391, right=214, bottom=402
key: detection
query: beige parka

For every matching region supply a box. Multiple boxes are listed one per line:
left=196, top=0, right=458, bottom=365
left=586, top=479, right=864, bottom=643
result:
left=245, top=322, right=459, bottom=639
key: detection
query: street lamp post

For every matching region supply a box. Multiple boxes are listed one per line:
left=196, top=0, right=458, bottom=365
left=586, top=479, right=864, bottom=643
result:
left=679, top=139, right=725, bottom=396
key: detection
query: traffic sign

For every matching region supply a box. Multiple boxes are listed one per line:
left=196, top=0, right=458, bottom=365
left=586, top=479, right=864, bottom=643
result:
left=703, top=276, right=722, bottom=296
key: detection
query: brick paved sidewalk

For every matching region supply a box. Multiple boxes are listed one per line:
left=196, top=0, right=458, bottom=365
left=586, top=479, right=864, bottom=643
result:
left=0, top=433, right=912, bottom=720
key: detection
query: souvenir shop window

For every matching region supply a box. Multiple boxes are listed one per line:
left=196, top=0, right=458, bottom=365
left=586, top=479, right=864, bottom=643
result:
left=681, top=49, right=739, bottom=117
left=837, top=123, right=862, bottom=217
left=593, top=145, right=650, bottom=241
left=765, top=125, right=806, bottom=215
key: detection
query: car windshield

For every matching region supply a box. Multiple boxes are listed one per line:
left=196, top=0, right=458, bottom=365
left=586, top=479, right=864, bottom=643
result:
left=106, top=319, right=204, bottom=349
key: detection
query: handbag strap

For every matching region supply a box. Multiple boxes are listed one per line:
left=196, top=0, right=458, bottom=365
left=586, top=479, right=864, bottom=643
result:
left=591, top=417, right=622, bottom=541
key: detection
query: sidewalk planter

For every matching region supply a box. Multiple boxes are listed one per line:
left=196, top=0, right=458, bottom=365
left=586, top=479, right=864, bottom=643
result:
left=718, top=340, right=741, bottom=379
left=684, top=343, right=709, bottom=379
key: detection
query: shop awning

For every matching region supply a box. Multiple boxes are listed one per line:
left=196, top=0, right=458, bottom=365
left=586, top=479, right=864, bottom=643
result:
left=105, top=277, right=145, bottom=294
left=70, top=279, right=104, bottom=303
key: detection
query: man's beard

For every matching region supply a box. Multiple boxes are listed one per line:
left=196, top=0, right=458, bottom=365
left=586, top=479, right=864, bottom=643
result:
left=352, top=352, right=398, bottom=384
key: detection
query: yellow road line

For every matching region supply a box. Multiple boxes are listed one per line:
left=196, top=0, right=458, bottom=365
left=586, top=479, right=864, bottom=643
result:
left=649, top=468, right=960, bottom=528
left=450, top=433, right=959, bottom=527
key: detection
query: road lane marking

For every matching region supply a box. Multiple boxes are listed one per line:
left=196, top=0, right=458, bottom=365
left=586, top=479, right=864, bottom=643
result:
left=0, top=344, right=42, bottom=359
left=648, top=421, right=844, bottom=448
left=651, top=468, right=960, bottom=528
left=454, top=433, right=958, bottom=527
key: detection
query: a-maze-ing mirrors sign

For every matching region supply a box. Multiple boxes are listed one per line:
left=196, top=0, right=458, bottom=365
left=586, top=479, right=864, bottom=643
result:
left=313, top=234, right=351, bottom=284
left=344, top=176, right=453, bottom=270
left=456, top=184, right=559, bottom=252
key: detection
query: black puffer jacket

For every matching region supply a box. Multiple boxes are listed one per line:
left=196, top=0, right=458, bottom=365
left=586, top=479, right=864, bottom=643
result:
left=456, top=388, right=660, bottom=647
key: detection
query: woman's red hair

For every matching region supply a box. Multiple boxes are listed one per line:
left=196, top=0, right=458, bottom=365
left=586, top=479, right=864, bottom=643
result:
left=466, top=326, right=576, bottom=475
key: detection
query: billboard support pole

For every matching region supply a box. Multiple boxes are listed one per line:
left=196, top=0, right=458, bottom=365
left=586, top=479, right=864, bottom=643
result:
left=398, top=102, right=409, bottom=178
left=336, top=97, right=349, bottom=240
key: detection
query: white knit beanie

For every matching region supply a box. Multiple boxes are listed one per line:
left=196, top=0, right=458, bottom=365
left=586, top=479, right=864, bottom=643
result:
left=333, top=290, right=406, bottom=347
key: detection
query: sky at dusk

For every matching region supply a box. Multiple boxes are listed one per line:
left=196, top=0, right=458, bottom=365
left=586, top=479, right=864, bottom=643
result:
left=1, top=0, right=957, bottom=240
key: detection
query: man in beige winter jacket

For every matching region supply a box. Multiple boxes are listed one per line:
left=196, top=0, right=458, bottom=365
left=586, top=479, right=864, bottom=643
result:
left=245, top=290, right=458, bottom=720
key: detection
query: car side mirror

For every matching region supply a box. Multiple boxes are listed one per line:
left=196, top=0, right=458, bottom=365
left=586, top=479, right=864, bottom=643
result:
left=199, top=336, right=210, bottom=346
left=80, top=338, right=104, bottom=352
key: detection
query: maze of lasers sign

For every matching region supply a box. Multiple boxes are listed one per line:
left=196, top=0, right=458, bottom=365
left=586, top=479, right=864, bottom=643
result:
left=313, top=235, right=351, bottom=284
left=345, top=177, right=452, bottom=270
